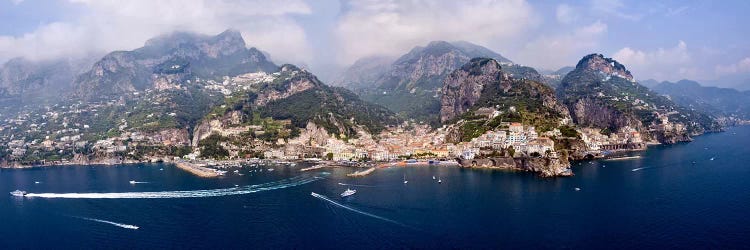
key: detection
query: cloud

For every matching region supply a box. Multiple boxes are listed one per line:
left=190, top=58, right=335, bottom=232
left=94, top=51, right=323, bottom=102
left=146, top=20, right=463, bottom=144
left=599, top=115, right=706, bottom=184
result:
left=613, top=41, right=699, bottom=80
left=715, top=57, right=750, bottom=75
left=0, top=0, right=313, bottom=65
left=590, top=0, right=642, bottom=21
left=556, top=4, right=577, bottom=24
left=333, top=0, right=537, bottom=65
left=517, top=21, right=607, bottom=70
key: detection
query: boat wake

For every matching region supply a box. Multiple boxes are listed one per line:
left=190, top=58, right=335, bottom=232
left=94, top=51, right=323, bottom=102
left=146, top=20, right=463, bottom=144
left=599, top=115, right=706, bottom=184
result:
left=310, top=192, right=408, bottom=228
left=76, top=217, right=139, bottom=230
left=25, top=173, right=328, bottom=199
left=631, top=167, right=654, bottom=172
left=337, top=183, right=375, bottom=187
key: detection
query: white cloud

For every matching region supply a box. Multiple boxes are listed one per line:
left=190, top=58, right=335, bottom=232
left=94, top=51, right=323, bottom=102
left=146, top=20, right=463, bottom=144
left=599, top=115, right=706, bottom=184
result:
left=556, top=4, right=577, bottom=24
left=715, top=57, right=750, bottom=75
left=590, top=0, right=642, bottom=21
left=0, top=0, right=313, bottom=65
left=613, top=41, right=698, bottom=80
left=10, top=0, right=24, bottom=5
left=333, top=0, right=537, bottom=65
left=517, top=21, right=607, bottom=70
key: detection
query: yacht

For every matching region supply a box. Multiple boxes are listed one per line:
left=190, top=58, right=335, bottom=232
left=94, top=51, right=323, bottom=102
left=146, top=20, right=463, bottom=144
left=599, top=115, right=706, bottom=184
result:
left=438, top=177, right=442, bottom=184
left=10, top=190, right=27, bottom=197
left=403, top=173, right=408, bottom=184
left=432, top=176, right=436, bottom=180
left=341, top=188, right=357, bottom=197
left=129, top=180, right=137, bottom=184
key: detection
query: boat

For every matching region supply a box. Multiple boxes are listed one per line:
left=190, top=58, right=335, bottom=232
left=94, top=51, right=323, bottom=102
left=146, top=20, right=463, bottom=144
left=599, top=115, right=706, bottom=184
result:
left=710, top=157, right=715, bottom=161
left=129, top=180, right=136, bottom=184
left=438, top=178, right=442, bottom=184
left=432, top=176, right=436, bottom=180
left=10, top=190, right=27, bottom=197
left=341, top=188, right=357, bottom=197
left=403, top=173, right=408, bottom=184
left=575, top=187, right=581, bottom=191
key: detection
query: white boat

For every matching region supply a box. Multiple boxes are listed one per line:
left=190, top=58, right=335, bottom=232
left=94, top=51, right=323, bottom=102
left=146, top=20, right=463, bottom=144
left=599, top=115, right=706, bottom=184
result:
left=403, top=173, right=408, bottom=184
left=432, top=176, right=436, bottom=180
left=129, top=180, right=136, bottom=184
left=10, top=190, right=27, bottom=197
left=710, top=157, right=715, bottom=161
left=575, top=187, right=581, bottom=191
left=267, top=169, right=274, bottom=172
left=438, top=178, right=442, bottom=184
left=341, top=188, right=357, bottom=197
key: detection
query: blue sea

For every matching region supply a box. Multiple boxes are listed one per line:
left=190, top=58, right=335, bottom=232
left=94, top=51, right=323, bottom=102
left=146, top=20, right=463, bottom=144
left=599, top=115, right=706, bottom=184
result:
left=2, top=126, right=750, bottom=249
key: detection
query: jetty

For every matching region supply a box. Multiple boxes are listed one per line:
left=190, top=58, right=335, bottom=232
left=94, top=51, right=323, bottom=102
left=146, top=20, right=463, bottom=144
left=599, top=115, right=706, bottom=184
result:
left=174, top=162, right=221, bottom=178
left=347, top=167, right=376, bottom=177
left=300, top=164, right=328, bottom=172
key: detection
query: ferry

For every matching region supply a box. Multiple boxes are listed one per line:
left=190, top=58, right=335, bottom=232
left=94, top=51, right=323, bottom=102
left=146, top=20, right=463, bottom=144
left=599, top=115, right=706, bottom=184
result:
left=341, top=188, right=357, bottom=197
left=10, top=190, right=27, bottom=197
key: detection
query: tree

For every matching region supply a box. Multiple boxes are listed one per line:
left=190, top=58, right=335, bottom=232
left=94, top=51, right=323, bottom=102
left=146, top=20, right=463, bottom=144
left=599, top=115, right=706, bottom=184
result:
left=507, top=146, right=516, bottom=157
left=325, top=152, right=333, bottom=161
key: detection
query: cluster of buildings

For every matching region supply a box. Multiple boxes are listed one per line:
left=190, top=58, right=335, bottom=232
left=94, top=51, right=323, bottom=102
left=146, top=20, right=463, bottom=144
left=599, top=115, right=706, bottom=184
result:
left=578, top=126, right=643, bottom=151
left=459, top=123, right=557, bottom=159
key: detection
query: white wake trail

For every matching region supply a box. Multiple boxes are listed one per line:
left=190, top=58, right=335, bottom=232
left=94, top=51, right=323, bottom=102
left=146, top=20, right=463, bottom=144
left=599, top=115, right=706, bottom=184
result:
left=310, top=192, right=407, bottom=227
left=78, top=217, right=139, bottom=230
left=26, top=174, right=327, bottom=199
left=337, top=182, right=376, bottom=187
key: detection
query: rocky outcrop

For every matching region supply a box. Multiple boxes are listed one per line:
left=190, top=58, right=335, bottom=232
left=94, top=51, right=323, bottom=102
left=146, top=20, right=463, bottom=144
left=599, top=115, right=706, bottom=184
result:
left=253, top=65, right=318, bottom=106
left=440, top=58, right=570, bottom=123
left=191, top=110, right=243, bottom=146
left=571, top=97, right=642, bottom=130
left=458, top=156, right=572, bottom=177
left=440, top=58, right=508, bottom=122
left=574, top=54, right=633, bottom=82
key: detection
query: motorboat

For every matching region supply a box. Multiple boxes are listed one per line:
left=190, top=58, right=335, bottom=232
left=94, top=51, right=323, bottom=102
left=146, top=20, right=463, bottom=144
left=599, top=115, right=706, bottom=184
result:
left=10, top=190, right=27, bottom=197
left=129, top=180, right=136, bottom=184
left=341, top=188, right=357, bottom=197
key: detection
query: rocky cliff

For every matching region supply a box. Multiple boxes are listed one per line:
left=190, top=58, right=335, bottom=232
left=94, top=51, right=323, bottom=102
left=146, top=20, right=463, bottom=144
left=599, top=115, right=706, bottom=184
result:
left=337, top=41, right=520, bottom=126
left=440, top=58, right=509, bottom=122
left=441, top=58, right=569, bottom=124
left=558, top=54, right=719, bottom=139
left=74, top=29, right=277, bottom=100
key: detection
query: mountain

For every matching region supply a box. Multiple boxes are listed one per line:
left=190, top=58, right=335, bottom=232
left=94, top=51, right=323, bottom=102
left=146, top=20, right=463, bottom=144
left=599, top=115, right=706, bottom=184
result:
left=652, top=79, right=750, bottom=120
left=441, top=58, right=570, bottom=142
left=558, top=54, right=720, bottom=142
left=73, top=29, right=277, bottom=100
left=0, top=57, right=95, bottom=106
left=330, top=55, right=394, bottom=90
left=639, top=79, right=660, bottom=88
left=192, top=64, right=399, bottom=146
left=539, top=66, right=575, bottom=89
left=338, top=41, right=541, bottom=126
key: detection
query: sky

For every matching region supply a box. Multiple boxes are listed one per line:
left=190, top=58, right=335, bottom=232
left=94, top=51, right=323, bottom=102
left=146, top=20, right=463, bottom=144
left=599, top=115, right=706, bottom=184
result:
left=1, top=0, right=749, bottom=87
